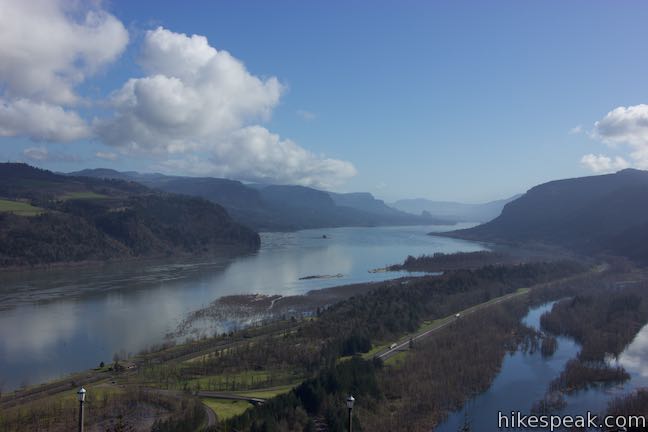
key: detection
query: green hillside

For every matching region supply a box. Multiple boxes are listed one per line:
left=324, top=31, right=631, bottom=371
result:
left=0, top=163, right=260, bottom=268
left=0, top=199, right=44, bottom=216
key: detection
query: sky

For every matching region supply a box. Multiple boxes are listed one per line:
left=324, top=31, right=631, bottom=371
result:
left=1, top=1, right=648, bottom=203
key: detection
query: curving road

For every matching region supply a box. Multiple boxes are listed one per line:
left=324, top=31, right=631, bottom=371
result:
left=203, top=402, right=217, bottom=428
left=197, top=390, right=266, bottom=405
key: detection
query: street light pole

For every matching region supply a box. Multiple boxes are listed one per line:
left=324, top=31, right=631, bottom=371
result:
left=77, top=387, right=86, bottom=432
left=346, top=395, right=355, bottom=432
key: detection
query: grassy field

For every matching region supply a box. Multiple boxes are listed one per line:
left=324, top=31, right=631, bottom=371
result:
left=59, top=191, right=109, bottom=200
left=0, top=381, right=123, bottom=427
left=201, top=399, right=252, bottom=420
left=200, top=385, right=295, bottom=421
left=383, top=351, right=408, bottom=367
left=0, top=198, right=44, bottom=216
left=234, top=384, right=295, bottom=399
left=186, top=369, right=301, bottom=392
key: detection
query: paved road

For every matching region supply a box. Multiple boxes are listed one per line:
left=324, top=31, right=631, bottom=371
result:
left=203, top=402, right=217, bottom=428
left=375, top=265, right=612, bottom=361
left=197, top=390, right=266, bottom=405
left=376, top=289, right=528, bottom=361
left=139, top=387, right=218, bottom=428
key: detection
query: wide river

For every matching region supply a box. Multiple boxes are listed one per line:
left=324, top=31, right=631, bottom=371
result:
left=0, top=224, right=484, bottom=391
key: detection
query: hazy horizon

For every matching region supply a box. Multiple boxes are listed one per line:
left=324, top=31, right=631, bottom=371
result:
left=59, top=164, right=526, bottom=204
left=2, top=1, right=648, bottom=203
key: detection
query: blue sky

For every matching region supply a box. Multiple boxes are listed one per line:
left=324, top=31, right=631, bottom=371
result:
left=2, top=1, right=648, bottom=202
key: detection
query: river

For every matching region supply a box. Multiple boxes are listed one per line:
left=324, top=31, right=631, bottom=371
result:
left=0, top=224, right=484, bottom=391
left=436, top=302, right=648, bottom=431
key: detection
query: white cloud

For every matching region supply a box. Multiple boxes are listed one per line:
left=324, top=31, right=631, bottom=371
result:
left=0, top=0, right=128, bottom=141
left=0, top=0, right=128, bottom=105
left=23, top=146, right=48, bottom=161
left=157, top=126, right=357, bottom=189
left=569, top=125, right=583, bottom=135
left=0, top=99, right=91, bottom=142
left=589, top=104, right=648, bottom=169
left=594, top=104, right=648, bottom=146
left=0, top=13, right=355, bottom=187
left=96, top=27, right=356, bottom=188
left=95, top=27, right=283, bottom=153
left=23, top=145, right=81, bottom=163
left=96, top=151, right=118, bottom=161
left=580, top=154, right=629, bottom=173
left=297, top=109, right=316, bottom=121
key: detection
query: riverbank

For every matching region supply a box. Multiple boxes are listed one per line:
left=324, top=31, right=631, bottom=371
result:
left=0, top=243, right=259, bottom=274
left=0, top=224, right=490, bottom=393
left=436, top=266, right=648, bottom=432
left=173, top=248, right=580, bottom=338
left=0, top=259, right=591, bottom=431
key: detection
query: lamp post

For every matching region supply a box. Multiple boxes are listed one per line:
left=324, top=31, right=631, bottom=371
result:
left=346, top=395, right=355, bottom=432
left=77, top=386, right=86, bottom=432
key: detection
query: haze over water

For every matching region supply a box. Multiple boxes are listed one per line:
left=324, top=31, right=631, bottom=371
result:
left=0, top=224, right=484, bottom=391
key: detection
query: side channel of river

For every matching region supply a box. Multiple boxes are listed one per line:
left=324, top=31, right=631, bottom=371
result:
left=437, top=302, right=648, bottom=431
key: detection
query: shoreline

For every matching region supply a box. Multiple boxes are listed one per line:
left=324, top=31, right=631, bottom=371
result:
left=0, top=247, right=556, bottom=396
left=0, top=258, right=604, bottom=432
left=0, top=247, right=558, bottom=394
left=0, top=222, right=463, bottom=274
left=0, top=243, right=260, bottom=275
left=0, top=269, right=440, bottom=401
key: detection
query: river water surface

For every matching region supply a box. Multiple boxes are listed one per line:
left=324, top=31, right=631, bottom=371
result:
left=0, top=224, right=483, bottom=391
left=437, top=302, right=648, bottom=431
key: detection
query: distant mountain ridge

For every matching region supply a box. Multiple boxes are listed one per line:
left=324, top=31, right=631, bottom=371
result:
left=391, top=195, right=520, bottom=223
left=444, top=169, right=648, bottom=263
left=329, top=192, right=411, bottom=218
left=71, top=169, right=451, bottom=231
left=0, top=163, right=259, bottom=268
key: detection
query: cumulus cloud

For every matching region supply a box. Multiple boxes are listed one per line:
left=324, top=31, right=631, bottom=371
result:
left=23, top=146, right=81, bottom=163
left=589, top=104, right=648, bottom=169
left=580, top=154, right=629, bottom=173
left=0, top=12, right=355, bottom=187
left=0, top=0, right=128, bottom=105
left=96, top=27, right=356, bottom=187
left=95, top=27, right=282, bottom=153
left=0, top=0, right=128, bottom=141
left=158, top=126, right=356, bottom=188
left=96, top=151, right=118, bottom=161
left=0, top=99, right=91, bottom=142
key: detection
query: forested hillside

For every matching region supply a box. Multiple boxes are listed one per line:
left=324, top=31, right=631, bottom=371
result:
left=0, top=163, right=260, bottom=267
left=72, top=169, right=448, bottom=231
left=445, top=169, right=648, bottom=263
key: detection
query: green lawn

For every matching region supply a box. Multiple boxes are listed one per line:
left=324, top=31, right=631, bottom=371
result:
left=0, top=198, right=44, bottom=216
left=200, top=385, right=295, bottom=421
left=60, top=191, right=109, bottom=200
left=383, top=351, right=408, bottom=367
left=201, top=399, right=252, bottom=420
left=187, top=369, right=300, bottom=392
left=234, top=384, right=295, bottom=399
